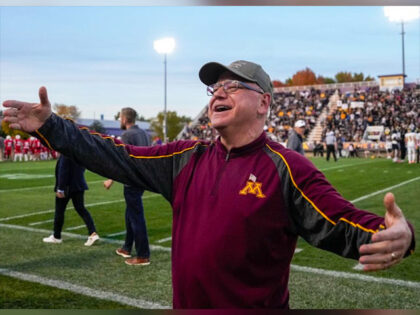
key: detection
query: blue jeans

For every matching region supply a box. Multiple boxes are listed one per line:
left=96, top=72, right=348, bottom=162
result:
left=122, top=186, right=150, bottom=259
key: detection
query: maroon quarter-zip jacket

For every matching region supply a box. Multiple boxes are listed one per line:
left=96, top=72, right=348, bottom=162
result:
left=34, top=114, right=415, bottom=308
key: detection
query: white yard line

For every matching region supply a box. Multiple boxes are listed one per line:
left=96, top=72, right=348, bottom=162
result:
left=353, top=263, right=365, bottom=271
left=0, top=223, right=171, bottom=252
left=29, top=219, right=54, bottom=226
left=318, top=160, right=377, bottom=172
left=0, top=194, right=159, bottom=222
left=0, top=268, right=170, bottom=309
left=106, top=230, right=126, bottom=237
left=156, top=236, right=172, bottom=243
left=291, top=264, right=420, bottom=289
left=0, top=180, right=104, bottom=193
left=350, top=176, right=420, bottom=204
left=65, top=225, right=86, bottom=231
left=1, top=224, right=418, bottom=294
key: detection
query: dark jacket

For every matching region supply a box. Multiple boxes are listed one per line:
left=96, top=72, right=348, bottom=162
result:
left=36, top=114, right=415, bottom=309
left=54, top=155, right=88, bottom=195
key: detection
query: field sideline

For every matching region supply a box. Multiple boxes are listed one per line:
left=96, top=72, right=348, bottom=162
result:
left=0, top=157, right=419, bottom=309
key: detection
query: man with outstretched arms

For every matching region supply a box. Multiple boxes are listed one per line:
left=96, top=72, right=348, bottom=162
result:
left=3, top=60, right=415, bottom=309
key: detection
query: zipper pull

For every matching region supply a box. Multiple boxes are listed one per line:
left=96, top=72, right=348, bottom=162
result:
left=225, top=151, right=230, bottom=161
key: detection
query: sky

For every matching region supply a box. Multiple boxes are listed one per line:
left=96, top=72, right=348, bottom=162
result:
left=1, top=5, right=419, bottom=121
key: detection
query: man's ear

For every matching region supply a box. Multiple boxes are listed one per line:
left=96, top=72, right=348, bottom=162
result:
left=257, top=93, right=271, bottom=116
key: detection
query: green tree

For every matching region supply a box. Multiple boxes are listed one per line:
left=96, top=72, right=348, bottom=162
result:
left=89, top=120, right=106, bottom=134
left=323, top=77, right=336, bottom=84
left=114, top=111, right=120, bottom=121
left=53, top=103, right=81, bottom=120
left=352, top=72, right=365, bottom=82
left=151, top=111, right=191, bottom=141
left=335, top=71, right=353, bottom=83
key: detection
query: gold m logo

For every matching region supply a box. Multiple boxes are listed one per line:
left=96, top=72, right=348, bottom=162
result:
left=239, top=181, right=266, bottom=198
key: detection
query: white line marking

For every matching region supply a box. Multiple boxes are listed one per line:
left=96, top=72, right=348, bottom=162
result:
left=29, top=219, right=54, bottom=226
left=0, top=268, right=170, bottom=309
left=291, top=264, right=420, bottom=289
left=0, top=223, right=171, bottom=252
left=0, top=180, right=104, bottom=193
left=319, top=160, right=377, bottom=172
left=350, top=176, right=420, bottom=204
left=65, top=225, right=86, bottom=231
left=0, top=194, right=159, bottom=222
left=106, top=230, right=126, bottom=237
left=1, top=224, right=417, bottom=290
left=294, top=248, right=303, bottom=254
left=353, top=263, right=365, bottom=270
left=156, top=236, right=172, bottom=243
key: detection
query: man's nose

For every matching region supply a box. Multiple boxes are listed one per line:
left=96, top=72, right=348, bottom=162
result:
left=212, top=85, right=227, bottom=98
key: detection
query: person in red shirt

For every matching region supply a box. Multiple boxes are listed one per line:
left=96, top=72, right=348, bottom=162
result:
left=4, top=135, right=13, bottom=160
left=32, top=137, right=41, bottom=160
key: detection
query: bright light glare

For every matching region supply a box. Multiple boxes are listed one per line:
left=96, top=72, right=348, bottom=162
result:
left=153, top=37, right=176, bottom=54
left=384, top=6, right=420, bottom=22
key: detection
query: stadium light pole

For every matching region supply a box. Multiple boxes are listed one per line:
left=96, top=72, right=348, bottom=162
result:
left=153, top=37, right=175, bottom=143
left=384, top=6, right=420, bottom=81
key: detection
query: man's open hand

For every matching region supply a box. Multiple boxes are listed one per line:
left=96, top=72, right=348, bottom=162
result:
left=3, top=86, right=52, bottom=132
left=359, top=192, right=412, bottom=271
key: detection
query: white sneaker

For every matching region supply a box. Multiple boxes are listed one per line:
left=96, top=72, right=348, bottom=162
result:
left=84, top=233, right=99, bottom=246
left=43, top=234, right=62, bottom=244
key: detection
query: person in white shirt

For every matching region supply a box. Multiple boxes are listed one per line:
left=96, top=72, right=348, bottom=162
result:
left=405, top=132, right=416, bottom=164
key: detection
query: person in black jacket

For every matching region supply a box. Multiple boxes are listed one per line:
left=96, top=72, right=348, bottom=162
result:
left=43, top=153, right=99, bottom=245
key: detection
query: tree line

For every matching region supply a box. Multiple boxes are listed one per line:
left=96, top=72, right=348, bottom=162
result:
left=272, top=67, right=375, bottom=87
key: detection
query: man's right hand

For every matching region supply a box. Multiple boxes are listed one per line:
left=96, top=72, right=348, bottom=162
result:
left=2, top=86, right=52, bottom=132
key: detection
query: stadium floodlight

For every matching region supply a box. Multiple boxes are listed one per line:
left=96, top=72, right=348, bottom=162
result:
left=154, top=37, right=176, bottom=143
left=383, top=6, right=420, bottom=79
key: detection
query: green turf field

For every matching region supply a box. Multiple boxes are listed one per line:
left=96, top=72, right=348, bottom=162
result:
left=0, top=157, right=419, bottom=309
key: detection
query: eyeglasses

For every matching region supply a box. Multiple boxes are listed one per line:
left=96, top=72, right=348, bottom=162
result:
left=207, top=80, right=264, bottom=96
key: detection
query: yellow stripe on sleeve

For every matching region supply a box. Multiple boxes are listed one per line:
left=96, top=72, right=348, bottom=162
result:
left=266, top=144, right=378, bottom=234
left=35, top=130, right=53, bottom=150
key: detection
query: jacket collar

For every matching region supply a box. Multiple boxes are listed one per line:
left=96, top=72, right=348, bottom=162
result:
left=215, top=132, right=267, bottom=159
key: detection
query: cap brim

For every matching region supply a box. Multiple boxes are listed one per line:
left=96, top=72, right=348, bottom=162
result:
left=199, top=62, right=256, bottom=86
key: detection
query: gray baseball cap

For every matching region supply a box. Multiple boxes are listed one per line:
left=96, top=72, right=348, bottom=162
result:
left=199, top=60, right=273, bottom=96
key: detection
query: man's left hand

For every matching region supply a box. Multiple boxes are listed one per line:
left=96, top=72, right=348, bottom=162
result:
left=358, top=192, right=412, bottom=271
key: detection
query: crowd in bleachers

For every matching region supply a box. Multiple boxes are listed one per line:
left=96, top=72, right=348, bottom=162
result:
left=179, top=84, right=419, bottom=162
left=323, top=86, right=420, bottom=142
left=180, top=88, right=335, bottom=142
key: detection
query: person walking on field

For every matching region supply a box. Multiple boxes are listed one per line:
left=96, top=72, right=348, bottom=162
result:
left=3, top=60, right=415, bottom=309
left=42, top=153, right=100, bottom=246
left=103, top=107, right=152, bottom=266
